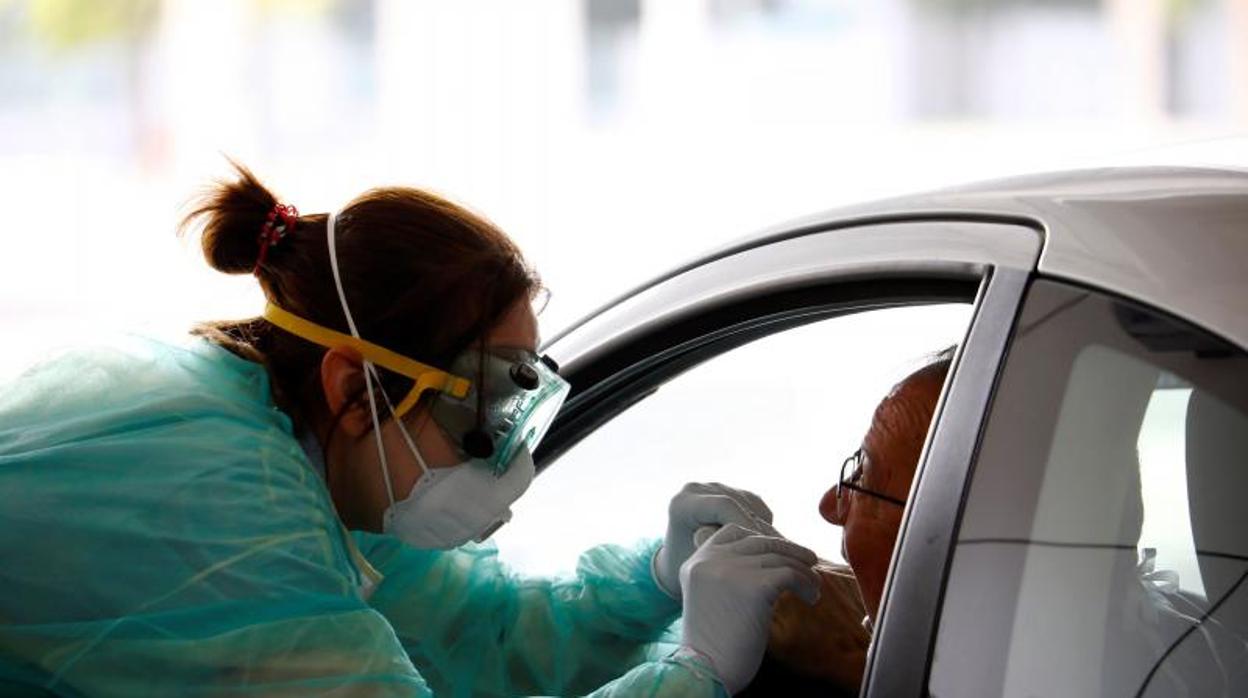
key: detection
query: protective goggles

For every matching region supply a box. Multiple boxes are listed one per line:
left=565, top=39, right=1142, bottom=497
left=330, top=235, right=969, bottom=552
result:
left=264, top=302, right=571, bottom=474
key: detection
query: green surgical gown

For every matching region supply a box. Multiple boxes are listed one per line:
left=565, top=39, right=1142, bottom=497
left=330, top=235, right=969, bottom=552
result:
left=0, top=335, right=725, bottom=697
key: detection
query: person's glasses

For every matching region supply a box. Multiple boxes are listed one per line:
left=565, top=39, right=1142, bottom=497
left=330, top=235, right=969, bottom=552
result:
left=836, top=448, right=907, bottom=520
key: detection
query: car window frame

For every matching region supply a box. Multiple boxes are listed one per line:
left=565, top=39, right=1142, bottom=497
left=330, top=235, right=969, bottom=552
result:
left=539, top=218, right=1041, bottom=467
left=534, top=218, right=1042, bottom=695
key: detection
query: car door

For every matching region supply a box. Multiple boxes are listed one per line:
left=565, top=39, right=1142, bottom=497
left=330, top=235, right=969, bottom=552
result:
left=490, top=216, right=1041, bottom=690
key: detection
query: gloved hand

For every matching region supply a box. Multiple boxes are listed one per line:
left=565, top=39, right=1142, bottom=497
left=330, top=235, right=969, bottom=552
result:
left=653, top=482, right=776, bottom=599
left=679, top=524, right=821, bottom=695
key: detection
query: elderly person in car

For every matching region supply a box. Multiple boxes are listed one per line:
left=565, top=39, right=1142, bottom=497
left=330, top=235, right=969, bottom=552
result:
left=818, top=349, right=953, bottom=625
left=739, top=350, right=953, bottom=696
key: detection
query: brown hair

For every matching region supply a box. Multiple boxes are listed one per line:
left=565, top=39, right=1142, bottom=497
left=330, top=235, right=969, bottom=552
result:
left=181, top=162, right=541, bottom=434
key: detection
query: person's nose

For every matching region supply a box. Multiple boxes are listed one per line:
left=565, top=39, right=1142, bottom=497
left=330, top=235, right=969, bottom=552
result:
left=819, top=486, right=844, bottom=525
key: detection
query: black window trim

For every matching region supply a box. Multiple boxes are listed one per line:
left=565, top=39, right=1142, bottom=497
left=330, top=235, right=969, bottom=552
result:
left=535, top=276, right=980, bottom=472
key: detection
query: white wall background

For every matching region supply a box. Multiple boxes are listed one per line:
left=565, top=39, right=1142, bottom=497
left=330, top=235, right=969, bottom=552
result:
left=2, top=0, right=1247, bottom=572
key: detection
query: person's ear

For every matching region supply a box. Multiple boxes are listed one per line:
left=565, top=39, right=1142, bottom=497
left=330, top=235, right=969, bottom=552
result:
left=320, top=346, right=371, bottom=438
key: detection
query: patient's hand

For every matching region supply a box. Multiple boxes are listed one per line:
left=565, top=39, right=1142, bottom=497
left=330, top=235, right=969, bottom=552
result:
left=765, top=562, right=871, bottom=691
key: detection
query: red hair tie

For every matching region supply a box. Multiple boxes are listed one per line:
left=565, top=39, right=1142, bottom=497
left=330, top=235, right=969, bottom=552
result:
left=253, top=203, right=299, bottom=274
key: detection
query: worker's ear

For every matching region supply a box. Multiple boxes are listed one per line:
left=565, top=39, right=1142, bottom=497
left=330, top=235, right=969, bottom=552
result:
left=320, top=347, right=372, bottom=438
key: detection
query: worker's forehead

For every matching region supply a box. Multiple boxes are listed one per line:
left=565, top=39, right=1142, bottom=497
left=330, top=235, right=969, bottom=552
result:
left=483, top=299, right=539, bottom=351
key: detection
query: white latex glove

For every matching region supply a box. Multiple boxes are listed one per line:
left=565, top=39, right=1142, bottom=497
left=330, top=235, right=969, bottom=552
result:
left=679, top=524, right=821, bottom=695
left=653, top=482, right=776, bottom=599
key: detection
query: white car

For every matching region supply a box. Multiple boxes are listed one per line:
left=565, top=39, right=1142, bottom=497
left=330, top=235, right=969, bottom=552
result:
left=526, top=166, right=1248, bottom=697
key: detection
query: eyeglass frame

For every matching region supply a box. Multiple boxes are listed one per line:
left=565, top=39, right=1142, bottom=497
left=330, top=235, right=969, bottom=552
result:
left=836, top=447, right=907, bottom=519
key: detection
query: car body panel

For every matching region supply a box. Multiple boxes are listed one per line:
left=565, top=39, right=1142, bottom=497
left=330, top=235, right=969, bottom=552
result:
left=728, top=166, right=1248, bottom=350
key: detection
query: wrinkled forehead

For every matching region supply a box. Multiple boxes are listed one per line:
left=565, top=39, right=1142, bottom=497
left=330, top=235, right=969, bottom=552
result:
left=864, top=375, right=944, bottom=485
left=876, top=370, right=945, bottom=430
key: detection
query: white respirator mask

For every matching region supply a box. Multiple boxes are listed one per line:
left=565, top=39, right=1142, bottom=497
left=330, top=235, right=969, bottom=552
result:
left=372, top=375, right=536, bottom=549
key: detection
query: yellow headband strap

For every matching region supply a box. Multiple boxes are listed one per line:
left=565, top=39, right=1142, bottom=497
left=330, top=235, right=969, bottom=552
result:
left=263, top=302, right=472, bottom=417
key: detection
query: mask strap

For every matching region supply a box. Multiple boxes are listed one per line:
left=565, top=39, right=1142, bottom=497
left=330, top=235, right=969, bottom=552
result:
left=327, top=209, right=397, bottom=507
left=367, top=362, right=434, bottom=478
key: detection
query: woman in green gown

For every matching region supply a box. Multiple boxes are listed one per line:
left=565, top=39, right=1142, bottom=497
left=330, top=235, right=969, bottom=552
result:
left=0, top=165, right=820, bottom=697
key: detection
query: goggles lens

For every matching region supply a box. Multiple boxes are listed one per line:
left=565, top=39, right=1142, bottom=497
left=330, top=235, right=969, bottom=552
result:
left=430, top=348, right=571, bottom=474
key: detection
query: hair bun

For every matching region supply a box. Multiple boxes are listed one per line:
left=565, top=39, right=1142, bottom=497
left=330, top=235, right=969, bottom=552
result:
left=182, top=161, right=281, bottom=275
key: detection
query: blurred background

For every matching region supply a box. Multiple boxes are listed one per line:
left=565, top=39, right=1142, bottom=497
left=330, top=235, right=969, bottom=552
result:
left=2, top=0, right=1246, bottom=570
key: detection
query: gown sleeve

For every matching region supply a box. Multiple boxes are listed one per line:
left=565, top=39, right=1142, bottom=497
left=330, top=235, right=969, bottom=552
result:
left=0, top=338, right=431, bottom=697
left=357, top=532, right=728, bottom=698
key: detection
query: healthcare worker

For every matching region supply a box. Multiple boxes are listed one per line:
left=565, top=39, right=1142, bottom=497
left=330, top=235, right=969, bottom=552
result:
left=0, top=165, right=821, bottom=697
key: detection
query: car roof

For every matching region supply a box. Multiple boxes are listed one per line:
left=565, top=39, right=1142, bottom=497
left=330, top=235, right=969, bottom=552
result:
left=764, top=165, right=1248, bottom=350
left=569, top=166, right=1247, bottom=351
